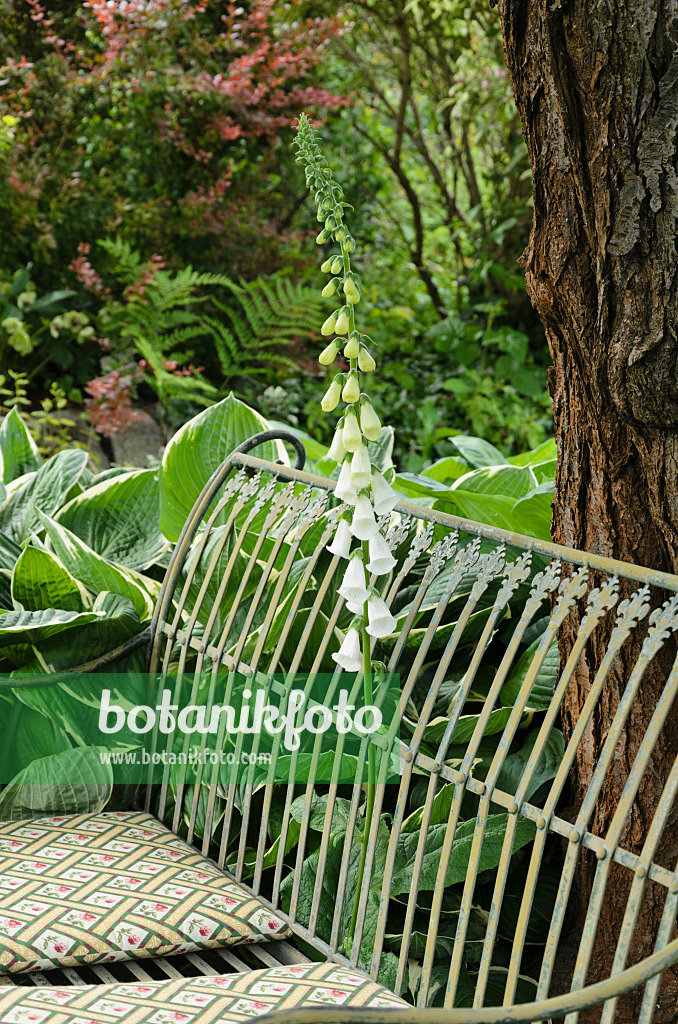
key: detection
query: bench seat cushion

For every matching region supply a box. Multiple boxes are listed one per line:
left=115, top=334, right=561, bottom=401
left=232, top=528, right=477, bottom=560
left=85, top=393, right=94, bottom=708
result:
left=0, top=811, right=289, bottom=974
left=0, top=962, right=406, bottom=1021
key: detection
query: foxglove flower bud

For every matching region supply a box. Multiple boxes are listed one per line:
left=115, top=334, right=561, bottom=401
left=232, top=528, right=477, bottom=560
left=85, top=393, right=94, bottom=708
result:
left=367, top=532, right=397, bottom=575
left=318, top=340, right=340, bottom=365
left=342, top=409, right=362, bottom=452
left=371, top=469, right=400, bottom=515
left=321, top=378, right=342, bottom=412
left=344, top=277, right=360, bottom=304
left=327, top=424, right=346, bottom=463
left=327, top=517, right=352, bottom=559
left=335, top=307, right=350, bottom=335
left=322, top=279, right=337, bottom=298
left=335, top=459, right=359, bottom=504
left=335, top=226, right=347, bottom=243
left=358, top=346, right=376, bottom=372
left=344, top=332, right=360, bottom=359
left=350, top=495, right=380, bottom=540
left=338, top=551, right=369, bottom=604
left=342, top=371, right=361, bottom=404
left=360, top=401, right=381, bottom=441
left=321, top=311, right=338, bottom=336
left=344, top=236, right=355, bottom=253
left=350, top=444, right=372, bottom=490
left=366, top=594, right=397, bottom=638
left=321, top=257, right=333, bottom=273
left=331, top=256, right=343, bottom=274
left=316, top=228, right=331, bottom=244
left=332, top=625, right=362, bottom=672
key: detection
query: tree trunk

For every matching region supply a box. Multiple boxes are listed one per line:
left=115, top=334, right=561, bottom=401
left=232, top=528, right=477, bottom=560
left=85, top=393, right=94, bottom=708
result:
left=496, top=1, right=678, bottom=1020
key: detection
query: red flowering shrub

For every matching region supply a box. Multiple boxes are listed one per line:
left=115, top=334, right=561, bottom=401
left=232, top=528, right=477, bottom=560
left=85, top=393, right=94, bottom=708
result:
left=0, top=0, right=345, bottom=289
left=84, top=365, right=144, bottom=437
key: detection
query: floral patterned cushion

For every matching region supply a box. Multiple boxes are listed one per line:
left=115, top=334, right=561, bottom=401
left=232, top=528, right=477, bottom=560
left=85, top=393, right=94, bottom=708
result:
left=0, top=811, right=289, bottom=974
left=0, top=962, right=406, bottom=1022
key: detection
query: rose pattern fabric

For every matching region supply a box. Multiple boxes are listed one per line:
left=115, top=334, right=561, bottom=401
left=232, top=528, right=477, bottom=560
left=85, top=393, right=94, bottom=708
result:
left=0, top=811, right=289, bottom=974
left=0, top=962, right=405, bottom=1022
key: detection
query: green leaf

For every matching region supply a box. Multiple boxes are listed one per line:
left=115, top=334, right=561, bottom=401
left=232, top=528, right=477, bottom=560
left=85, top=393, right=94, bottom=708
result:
left=0, top=746, right=113, bottom=819
left=12, top=667, right=148, bottom=749
left=0, top=408, right=42, bottom=484
left=494, top=728, right=565, bottom=804
left=511, top=483, right=554, bottom=540
left=367, top=426, right=395, bottom=472
left=36, top=510, right=154, bottom=620
left=450, top=435, right=508, bottom=468
left=402, top=783, right=456, bottom=833
left=11, top=546, right=87, bottom=612
left=0, top=448, right=89, bottom=542
left=12, top=705, right=73, bottom=772
left=499, top=637, right=559, bottom=710
left=19, top=593, right=141, bottom=673
left=422, top=457, right=470, bottom=483
left=266, top=420, right=329, bottom=462
left=159, top=394, right=286, bottom=542
left=280, top=835, right=344, bottom=943
left=394, top=473, right=451, bottom=500
left=0, top=530, right=21, bottom=572
left=0, top=607, right=102, bottom=648
left=56, top=469, right=169, bottom=571
left=508, top=438, right=556, bottom=468
left=453, top=465, right=537, bottom=500
left=391, top=813, right=537, bottom=895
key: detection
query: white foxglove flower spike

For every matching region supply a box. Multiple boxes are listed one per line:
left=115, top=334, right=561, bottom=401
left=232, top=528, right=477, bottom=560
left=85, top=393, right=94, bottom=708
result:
left=327, top=518, right=352, bottom=559
left=358, top=346, right=376, bottom=372
left=342, top=372, right=361, bottom=404
left=321, top=311, right=338, bottom=335
left=371, top=469, right=400, bottom=515
left=332, top=626, right=362, bottom=672
left=335, top=306, right=350, bottom=334
left=338, top=552, right=369, bottom=604
left=350, top=494, right=380, bottom=541
left=342, top=409, right=362, bottom=452
left=335, top=459, right=358, bottom=505
left=321, top=378, right=342, bottom=412
left=366, top=594, right=397, bottom=638
left=350, top=445, right=372, bottom=490
left=319, top=340, right=340, bottom=365
left=366, top=531, right=397, bottom=575
left=360, top=401, right=381, bottom=441
left=344, top=332, right=360, bottom=359
left=327, top=425, right=346, bottom=463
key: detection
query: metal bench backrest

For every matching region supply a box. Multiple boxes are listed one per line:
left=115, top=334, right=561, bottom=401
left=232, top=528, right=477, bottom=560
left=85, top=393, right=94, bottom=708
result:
left=143, top=440, right=678, bottom=1023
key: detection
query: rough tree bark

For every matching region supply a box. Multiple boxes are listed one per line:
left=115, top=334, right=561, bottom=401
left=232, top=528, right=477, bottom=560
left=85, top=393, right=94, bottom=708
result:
left=496, top=1, right=678, bottom=1021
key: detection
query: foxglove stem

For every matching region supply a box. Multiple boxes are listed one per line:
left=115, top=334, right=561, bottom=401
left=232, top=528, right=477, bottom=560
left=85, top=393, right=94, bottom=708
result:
left=348, top=540, right=376, bottom=942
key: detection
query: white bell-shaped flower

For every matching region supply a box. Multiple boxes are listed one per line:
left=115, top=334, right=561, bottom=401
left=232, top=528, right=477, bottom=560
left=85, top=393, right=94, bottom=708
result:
left=338, top=552, right=369, bottom=604
left=327, top=518, right=352, bottom=559
left=342, top=409, right=362, bottom=452
left=350, top=494, right=380, bottom=540
left=359, top=402, right=381, bottom=441
left=332, top=626, right=362, bottom=672
left=350, top=444, right=372, bottom=490
left=366, top=531, right=397, bottom=575
left=321, top=378, right=341, bottom=412
left=335, top=460, right=358, bottom=505
left=371, top=469, right=400, bottom=515
left=346, top=598, right=366, bottom=614
left=327, top=425, right=346, bottom=464
left=366, top=594, right=397, bottom=638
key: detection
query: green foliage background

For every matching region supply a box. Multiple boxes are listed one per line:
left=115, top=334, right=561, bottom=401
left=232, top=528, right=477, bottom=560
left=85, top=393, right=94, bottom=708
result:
left=0, top=0, right=552, bottom=460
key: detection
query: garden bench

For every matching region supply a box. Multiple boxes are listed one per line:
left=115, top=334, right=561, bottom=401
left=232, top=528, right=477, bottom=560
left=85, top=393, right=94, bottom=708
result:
left=1, top=430, right=678, bottom=1024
